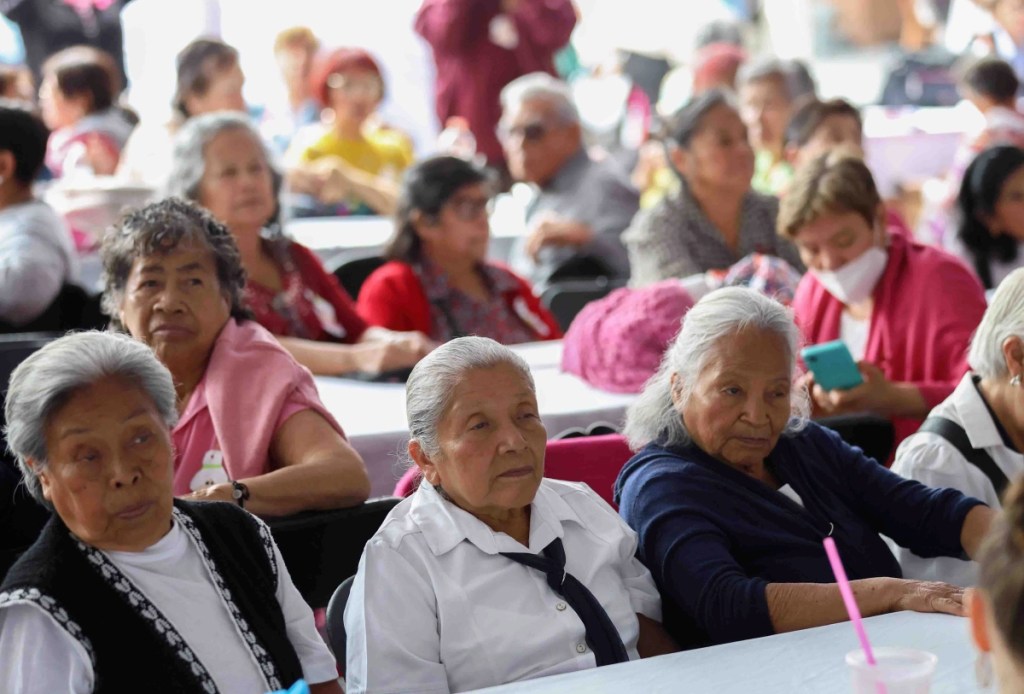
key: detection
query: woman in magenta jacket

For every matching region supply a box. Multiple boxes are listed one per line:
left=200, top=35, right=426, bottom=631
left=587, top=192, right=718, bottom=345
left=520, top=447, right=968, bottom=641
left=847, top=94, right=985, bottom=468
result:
left=781, top=149, right=987, bottom=454
left=358, top=156, right=561, bottom=344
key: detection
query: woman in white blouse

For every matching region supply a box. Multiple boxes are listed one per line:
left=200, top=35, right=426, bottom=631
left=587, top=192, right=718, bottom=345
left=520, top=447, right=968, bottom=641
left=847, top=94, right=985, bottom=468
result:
left=344, top=336, right=676, bottom=693
left=892, top=267, right=1024, bottom=586
left=0, top=332, right=340, bottom=694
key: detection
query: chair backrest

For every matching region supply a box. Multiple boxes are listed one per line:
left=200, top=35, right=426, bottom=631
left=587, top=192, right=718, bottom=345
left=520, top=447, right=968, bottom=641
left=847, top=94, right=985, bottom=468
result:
left=266, top=496, right=400, bottom=609
left=544, top=433, right=633, bottom=509
left=541, top=278, right=627, bottom=332
left=333, top=255, right=386, bottom=299
left=0, top=285, right=105, bottom=335
left=0, top=333, right=59, bottom=580
left=325, top=575, right=355, bottom=672
left=394, top=435, right=634, bottom=508
left=394, top=466, right=422, bottom=498
left=818, top=414, right=896, bottom=466
left=547, top=254, right=614, bottom=283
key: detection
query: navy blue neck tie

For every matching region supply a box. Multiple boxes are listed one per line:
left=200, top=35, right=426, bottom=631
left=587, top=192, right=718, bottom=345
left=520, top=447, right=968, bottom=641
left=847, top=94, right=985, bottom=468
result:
left=501, top=537, right=630, bottom=666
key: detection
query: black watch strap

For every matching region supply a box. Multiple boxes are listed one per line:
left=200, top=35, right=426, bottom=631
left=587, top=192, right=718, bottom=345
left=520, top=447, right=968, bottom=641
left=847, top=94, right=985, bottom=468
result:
left=231, top=480, right=251, bottom=508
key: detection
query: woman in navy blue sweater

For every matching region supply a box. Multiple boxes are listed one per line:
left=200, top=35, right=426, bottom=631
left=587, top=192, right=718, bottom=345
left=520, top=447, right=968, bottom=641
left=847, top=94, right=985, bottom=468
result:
left=614, top=286, right=996, bottom=649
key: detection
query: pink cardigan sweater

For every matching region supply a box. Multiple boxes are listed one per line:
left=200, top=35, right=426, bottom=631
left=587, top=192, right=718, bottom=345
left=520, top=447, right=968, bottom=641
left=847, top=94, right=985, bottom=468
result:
left=172, top=318, right=344, bottom=494
left=792, top=232, right=987, bottom=453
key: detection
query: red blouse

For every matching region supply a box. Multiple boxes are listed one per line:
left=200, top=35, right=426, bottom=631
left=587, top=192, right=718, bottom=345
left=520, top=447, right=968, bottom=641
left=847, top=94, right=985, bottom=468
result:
left=243, top=239, right=369, bottom=344
left=357, top=258, right=561, bottom=343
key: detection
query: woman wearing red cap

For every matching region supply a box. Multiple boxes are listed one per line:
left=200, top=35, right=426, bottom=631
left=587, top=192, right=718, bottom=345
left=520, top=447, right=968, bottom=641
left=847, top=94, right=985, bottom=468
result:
left=284, top=47, right=412, bottom=217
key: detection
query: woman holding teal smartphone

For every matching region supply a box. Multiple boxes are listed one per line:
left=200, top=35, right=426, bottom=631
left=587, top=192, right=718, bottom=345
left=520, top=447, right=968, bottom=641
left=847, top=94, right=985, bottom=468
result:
left=781, top=150, right=988, bottom=456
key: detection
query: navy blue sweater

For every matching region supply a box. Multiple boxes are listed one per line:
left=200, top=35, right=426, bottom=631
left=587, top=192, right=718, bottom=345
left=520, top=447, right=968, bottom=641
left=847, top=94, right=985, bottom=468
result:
left=613, top=422, right=984, bottom=649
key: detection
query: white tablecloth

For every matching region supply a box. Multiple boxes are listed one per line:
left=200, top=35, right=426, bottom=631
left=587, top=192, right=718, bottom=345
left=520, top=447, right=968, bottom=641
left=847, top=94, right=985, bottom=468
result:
left=285, top=192, right=531, bottom=271
left=315, top=342, right=635, bottom=496
left=469, top=612, right=979, bottom=694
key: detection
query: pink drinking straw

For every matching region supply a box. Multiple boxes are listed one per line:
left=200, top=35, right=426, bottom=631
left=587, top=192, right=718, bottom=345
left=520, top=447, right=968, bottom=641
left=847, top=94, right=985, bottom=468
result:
left=823, top=537, right=887, bottom=694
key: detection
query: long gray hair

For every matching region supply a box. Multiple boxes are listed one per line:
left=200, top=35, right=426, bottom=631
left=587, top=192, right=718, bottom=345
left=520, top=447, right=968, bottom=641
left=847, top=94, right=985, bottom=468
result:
left=623, top=286, right=810, bottom=451
left=405, top=336, right=534, bottom=461
left=4, top=331, right=179, bottom=506
left=165, top=110, right=284, bottom=226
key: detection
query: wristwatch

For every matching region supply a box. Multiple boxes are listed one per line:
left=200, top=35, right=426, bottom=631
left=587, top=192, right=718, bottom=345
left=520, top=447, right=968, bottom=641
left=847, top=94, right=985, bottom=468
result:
left=231, top=480, right=251, bottom=508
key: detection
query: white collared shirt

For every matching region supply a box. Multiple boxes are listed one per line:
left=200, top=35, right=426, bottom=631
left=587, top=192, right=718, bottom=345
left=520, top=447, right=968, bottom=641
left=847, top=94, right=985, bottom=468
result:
left=890, top=373, right=1024, bottom=586
left=344, top=478, right=661, bottom=694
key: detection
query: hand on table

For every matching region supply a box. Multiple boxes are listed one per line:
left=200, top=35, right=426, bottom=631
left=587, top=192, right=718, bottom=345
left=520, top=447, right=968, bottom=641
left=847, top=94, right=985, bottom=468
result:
left=354, top=329, right=436, bottom=373
left=525, top=212, right=594, bottom=261
left=182, top=483, right=235, bottom=504
left=890, top=578, right=968, bottom=618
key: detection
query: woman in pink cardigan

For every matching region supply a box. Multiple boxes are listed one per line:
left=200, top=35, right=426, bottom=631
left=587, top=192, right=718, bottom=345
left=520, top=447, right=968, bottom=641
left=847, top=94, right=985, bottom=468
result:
left=100, top=198, right=371, bottom=516
left=781, top=150, right=987, bottom=455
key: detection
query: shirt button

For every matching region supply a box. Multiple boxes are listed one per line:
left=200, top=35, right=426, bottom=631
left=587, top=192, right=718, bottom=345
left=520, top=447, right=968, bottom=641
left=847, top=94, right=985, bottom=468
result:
left=555, top=602, right=567, bottom=611
left=576, top=643, right=587, bottom=654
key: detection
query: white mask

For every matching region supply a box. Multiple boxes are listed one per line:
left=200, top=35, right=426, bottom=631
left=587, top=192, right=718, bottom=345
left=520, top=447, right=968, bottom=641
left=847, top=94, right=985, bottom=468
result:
left=811, top=246, right=888, bottom=305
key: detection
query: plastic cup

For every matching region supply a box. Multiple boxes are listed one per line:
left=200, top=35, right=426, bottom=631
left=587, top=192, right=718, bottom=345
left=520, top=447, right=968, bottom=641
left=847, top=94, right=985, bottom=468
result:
left=846, top=647, right=938, bottom=693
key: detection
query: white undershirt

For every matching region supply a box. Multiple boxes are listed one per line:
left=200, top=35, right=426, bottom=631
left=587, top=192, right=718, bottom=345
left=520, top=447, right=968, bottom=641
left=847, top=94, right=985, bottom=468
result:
left=0, top=518, right=336, bottom=693
left=839, top=311, right=870, bottom=362
left=777, top=484, right=805, bottom=508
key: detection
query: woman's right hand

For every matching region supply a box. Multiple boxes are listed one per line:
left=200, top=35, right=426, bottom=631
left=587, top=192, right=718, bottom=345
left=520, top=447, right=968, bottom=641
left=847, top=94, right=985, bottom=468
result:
left=887, top=577, right=968, bottom=617
left=351, top=330, right=435, bottom=374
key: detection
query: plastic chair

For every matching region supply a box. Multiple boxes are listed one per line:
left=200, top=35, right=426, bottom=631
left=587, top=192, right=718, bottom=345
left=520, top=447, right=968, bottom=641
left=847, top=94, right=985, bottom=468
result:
left=544, top=434, right=633, bottom=509
left=0, top=285, right=106, bottom=335
left=0, top=332, right=60, bottom=579
left=332, top=255, right=385, bottom=299
left=540, top=278, right=627, bottom=332
left=394, top=466, right=422, bottom=498
left=818, top=414, right=896, bottom=465
left=325, top=575, right=355, bottom=672
left=266, top=496, right=400, bottom=609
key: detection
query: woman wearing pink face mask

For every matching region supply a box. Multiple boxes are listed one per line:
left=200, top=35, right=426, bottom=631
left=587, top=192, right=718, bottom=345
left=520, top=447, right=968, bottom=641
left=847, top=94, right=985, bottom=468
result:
left=782, top=149, right=988, bottom=458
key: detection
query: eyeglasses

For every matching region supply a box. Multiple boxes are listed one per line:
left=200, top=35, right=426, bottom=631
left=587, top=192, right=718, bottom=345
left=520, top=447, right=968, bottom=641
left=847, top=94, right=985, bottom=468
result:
left=326, top=73, right=382, bottom=98
left=445, top=196, right=492, bottom=221
left=499, top=120, right=554, bottom=145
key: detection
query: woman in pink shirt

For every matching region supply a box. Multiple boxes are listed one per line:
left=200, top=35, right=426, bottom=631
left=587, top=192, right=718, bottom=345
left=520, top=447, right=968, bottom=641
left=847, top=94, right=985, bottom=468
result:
left=100, top=197, right=370, bottom=516
left=780, top=149, right=988, bottom=456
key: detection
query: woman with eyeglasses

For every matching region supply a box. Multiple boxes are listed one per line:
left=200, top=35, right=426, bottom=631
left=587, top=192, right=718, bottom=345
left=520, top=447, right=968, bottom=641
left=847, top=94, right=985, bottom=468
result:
left=283, top=47, right=412, bottom=217
left=357, top=156, right=561, bottom=344
left=167, top=112, right=435, bottom=377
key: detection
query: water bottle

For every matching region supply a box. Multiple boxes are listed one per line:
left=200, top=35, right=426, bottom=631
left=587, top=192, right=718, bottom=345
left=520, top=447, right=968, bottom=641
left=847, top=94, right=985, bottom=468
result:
left=436, top=116, right=478, bottom=161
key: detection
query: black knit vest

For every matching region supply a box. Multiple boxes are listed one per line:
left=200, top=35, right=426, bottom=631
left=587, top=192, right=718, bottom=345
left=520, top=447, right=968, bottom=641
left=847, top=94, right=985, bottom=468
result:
left=0, top=500, right=304, bottom=693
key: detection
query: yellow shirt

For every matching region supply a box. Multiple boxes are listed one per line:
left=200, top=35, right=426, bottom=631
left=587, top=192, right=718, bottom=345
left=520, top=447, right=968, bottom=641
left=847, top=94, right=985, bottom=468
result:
left=292, top=125, right=412, bottom=178
left=286, top=125, right=413, bottom=216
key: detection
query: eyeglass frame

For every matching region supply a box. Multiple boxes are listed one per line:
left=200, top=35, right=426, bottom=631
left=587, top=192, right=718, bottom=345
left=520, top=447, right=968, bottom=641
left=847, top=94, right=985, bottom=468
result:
left=498, top=118, right=565, bottom=145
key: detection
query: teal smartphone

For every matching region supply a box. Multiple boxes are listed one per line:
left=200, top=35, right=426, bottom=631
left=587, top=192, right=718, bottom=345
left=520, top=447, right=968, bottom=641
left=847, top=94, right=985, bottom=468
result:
left=800, top=340, right=864, bottom=391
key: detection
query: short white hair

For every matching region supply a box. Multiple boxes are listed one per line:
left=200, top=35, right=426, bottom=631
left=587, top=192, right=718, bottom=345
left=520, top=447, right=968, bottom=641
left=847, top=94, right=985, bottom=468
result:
left=969, top=267, right=1024, bottom=379
left=4, top=331, right=178, bottom=505
left=405, top=336, right=534, bottom=461
left=500, top=72, right=579, bottom=124
left=623, top=287, right=809, bottom=451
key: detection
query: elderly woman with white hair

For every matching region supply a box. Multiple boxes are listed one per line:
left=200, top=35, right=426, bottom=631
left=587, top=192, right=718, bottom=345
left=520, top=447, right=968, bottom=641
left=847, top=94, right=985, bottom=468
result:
left=614, top=286, right=996, bottom=649
left=892, top=267, right=1024, bottom=586
left=0, top=332, right=342, bottom=693
left=344, top=336, right=676, bottom=693
left=166, top=110, right=433, bottom=377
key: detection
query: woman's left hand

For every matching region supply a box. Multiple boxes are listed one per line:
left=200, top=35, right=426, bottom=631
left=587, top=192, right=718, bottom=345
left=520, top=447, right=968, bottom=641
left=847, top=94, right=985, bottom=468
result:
left=811, top=361, right=894, bottom=416
left=183, top=483, right=235, bottom=504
